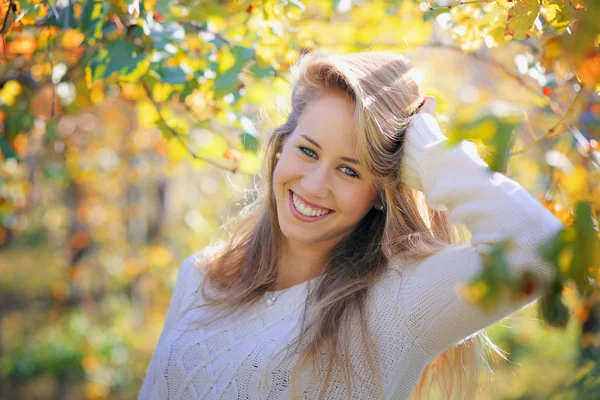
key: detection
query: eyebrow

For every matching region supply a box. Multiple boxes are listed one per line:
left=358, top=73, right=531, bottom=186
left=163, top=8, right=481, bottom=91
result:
left=299, top=134, right=361, bottom=165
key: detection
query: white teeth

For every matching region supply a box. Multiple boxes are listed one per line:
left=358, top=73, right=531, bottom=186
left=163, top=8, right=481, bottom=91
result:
left=292, top=192, right=331, bottom=217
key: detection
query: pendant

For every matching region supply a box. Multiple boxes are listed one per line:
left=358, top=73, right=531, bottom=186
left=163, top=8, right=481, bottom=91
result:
left=265, top=295, right=275, bottom=306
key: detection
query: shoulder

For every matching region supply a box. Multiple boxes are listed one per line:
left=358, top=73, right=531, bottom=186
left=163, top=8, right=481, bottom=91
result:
left=173, top=243, right=226, bottom=309
left=184, top=242, right=226, bottom=279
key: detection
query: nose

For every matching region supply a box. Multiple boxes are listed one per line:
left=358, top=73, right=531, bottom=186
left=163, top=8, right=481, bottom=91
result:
left=299, top=164, right=330, bottom=200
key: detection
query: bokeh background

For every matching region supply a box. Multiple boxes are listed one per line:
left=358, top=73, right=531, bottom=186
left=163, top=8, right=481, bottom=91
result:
left=0, top=0, right=599, bottom=399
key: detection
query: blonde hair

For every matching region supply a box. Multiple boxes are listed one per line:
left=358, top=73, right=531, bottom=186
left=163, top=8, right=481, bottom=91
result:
left=182, top=51, right=503, bottom=399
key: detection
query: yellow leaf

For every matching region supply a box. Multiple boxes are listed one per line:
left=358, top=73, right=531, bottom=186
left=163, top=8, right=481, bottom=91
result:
left=120, top=83, right=146, bottom=100
left=494, top=0, right=516, bottom=8
left=61, top=29, right=85, bottom=49
left=238, top=151, right=261, bottom=174
left=167, top=138, right=188, bottom=163
left=255, top=42, right=278, bottom=68
left=85, top=381, right=110, bottom=399
left=136, top=99, right=159, bottom=129
left=90, top=84, right=104, bottom=104
left=85, top=66, right=92, bottom=89
left=195, top=132, right=228, bottom=159
left=504, top=0, right=541, bottom=40
left=152, top=82, right=173, bottom=103
left=184, top=89, right=215, bottom=120
left=558, top=247, right=573, bottom=272
left=146, top=246, right=173, bottom=268
left=0, top=80, right=22, bottom=106
left=559, top=164, right=588, bottom=198
left=119, top=56, right=151, bottom=84
left=218, top=46, right=236, bottom=73
left=51, top=281, right=71, bottom=301
left=82, top=355, right=99, bottom=372
left=541, top=0, right=574, bottom=30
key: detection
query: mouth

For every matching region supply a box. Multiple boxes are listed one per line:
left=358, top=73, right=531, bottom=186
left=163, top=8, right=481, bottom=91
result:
left=288, top=190, right=334, bottom=222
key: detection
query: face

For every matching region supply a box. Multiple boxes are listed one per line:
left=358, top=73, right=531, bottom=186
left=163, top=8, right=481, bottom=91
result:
left=272, top=91, right=379, bottom=247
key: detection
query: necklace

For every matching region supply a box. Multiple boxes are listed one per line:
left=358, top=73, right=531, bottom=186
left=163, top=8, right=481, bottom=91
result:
left=265, top=288, right=288, bottom=306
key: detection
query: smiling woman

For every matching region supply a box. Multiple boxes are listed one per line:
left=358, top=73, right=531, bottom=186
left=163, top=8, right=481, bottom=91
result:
left=272, top=90, right=381, bottom=284
left=138, top=51, right=565, bottom=400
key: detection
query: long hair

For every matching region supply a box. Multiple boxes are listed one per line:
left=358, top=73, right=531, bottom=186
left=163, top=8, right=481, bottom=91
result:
left=181, top=51, right=504, bottom=399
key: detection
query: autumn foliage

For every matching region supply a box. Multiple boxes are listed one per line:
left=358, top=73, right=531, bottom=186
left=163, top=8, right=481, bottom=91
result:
left=0, top=0, right=598, bottom=398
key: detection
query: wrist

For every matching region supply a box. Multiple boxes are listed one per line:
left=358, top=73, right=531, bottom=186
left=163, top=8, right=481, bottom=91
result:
left=400, top=114, right=448, bottom=191
left=410, top=113, right=448, bottom=148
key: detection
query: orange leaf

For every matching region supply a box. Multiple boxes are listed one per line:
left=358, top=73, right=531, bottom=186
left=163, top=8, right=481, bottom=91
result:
left=577, top=55, right=600, bottom=86
left=61, top=29, right=85, bottom=50
left=7, top=33, right=36, bottom=59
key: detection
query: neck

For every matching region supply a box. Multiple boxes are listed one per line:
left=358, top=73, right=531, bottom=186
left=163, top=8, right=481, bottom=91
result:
left=274, top=238, right=333, bottom=291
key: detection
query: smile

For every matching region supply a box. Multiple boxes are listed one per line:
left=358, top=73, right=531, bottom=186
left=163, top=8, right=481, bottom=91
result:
left=288, top=190, right=334, bottom=222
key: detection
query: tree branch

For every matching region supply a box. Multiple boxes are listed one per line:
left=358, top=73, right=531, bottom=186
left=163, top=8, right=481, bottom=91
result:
left=425, top=0, right=488, bottom=11
left=141, top=78, right=249, bottom=174
left=510, top=85, right=585, bottom=155
left=422, top=42, right=542, bottom=95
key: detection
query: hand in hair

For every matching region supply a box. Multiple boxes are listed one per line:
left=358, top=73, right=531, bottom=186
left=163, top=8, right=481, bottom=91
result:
left=400, top=96, right=449, bottom=191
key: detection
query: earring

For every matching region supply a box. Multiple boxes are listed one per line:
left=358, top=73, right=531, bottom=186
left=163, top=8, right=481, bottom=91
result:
left=378, top=205, right=384, bottom=211
left=275, top=152, right=281, bottom=160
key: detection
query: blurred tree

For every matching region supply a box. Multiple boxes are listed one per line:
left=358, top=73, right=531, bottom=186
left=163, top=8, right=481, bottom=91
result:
left=0, top=0, right=598, bottom=398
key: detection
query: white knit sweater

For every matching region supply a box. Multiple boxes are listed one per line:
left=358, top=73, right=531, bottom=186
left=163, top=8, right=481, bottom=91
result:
left=138, top=114, right=565, bottom=399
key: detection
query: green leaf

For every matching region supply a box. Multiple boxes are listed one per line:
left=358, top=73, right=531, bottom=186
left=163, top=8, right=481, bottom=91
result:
left=249, top=62, right=277, bottom=78
left=88, top=39, right=150, bottom=83
left=104, top=39, right=140, bottom=77
left=451, top=114, right=521, bottom=173
left=489, top=116, right=520, bottom=173
left=469, top=239, right=515, bottom=308
left=4, top=98, right=34, bottom=137
left=539, top=279, right=570, bottom=327
left=157, top=66, right=189, bottom=85
left=213, top=46, right=256, bottom=98
left=42, top=1, right=78, bottom=29
left=540, top=225, right=568, bottom=278
left=0, top=136, right=18, bottom=161
left=79, top=0, right=110, bottom=39
left=571, top=201, right=599, bottom=296
left=179, top=79, right=200, bottom=102
left=45, top=117, right=59, bottom=143
left=149, top=20, right=185, bottom=51
left=423, top=8, right=448, bottom=22
left=240, top=132, right=260, bottom=154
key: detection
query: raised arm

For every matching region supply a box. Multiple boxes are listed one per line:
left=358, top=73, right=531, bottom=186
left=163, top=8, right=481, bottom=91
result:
left=398, top=110, right=565, bottom=357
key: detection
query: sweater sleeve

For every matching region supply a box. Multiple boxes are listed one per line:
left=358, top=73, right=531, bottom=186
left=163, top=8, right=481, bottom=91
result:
left=138, top=253, right=196, bottom=399
left=397, top=115, right=565, bottom=357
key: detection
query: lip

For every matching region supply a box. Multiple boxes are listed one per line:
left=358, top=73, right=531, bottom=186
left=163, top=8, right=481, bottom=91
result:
left=288, top=190, right=334, bottom=222
left=290, top=190, right=332, bottom=211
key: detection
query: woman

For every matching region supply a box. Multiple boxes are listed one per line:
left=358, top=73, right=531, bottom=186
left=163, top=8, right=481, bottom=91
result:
left=138, top=51, right=565, bottom=399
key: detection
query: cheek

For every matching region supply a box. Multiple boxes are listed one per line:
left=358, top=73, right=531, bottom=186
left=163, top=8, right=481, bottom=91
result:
left=272, top=158, right=295, bottom=192
left=337, top=186, right=377, bottom=214
left=274, top=152, right=302, bottom=183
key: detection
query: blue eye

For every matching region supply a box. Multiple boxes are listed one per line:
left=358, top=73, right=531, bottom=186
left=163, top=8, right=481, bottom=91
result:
left=298, top=146, right=317, bottom=158
left=296, top=146, right=360, bottom=179
left=341, top=166, right=359, bottom=178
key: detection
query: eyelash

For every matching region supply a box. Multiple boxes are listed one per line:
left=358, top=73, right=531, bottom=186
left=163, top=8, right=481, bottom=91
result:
left=296, top=146, right=360, bottom=178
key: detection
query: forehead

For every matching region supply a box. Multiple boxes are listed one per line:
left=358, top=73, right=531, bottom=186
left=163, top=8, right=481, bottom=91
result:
left=294, top=92, right=357, bottom=147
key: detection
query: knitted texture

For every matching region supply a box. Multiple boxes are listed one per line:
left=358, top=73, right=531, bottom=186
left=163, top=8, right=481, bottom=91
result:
left=138, top=114, right=565, bottom=399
